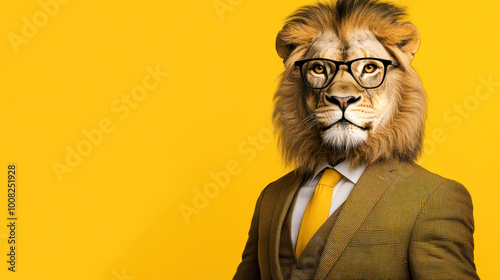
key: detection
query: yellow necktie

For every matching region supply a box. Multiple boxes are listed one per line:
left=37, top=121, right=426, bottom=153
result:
left=295, top=168, right=342, bottom=258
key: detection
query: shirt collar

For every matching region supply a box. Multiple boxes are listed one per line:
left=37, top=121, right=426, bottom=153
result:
left=311, top=160, right=367, bottom=184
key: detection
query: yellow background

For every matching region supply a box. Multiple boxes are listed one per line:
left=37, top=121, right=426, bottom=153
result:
left=0, top=0, right=498, bottom=279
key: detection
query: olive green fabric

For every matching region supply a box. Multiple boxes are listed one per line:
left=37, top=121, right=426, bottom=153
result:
left=233, top=160, right=479, bottom=280
left=277, top=185, right=300, bottom=279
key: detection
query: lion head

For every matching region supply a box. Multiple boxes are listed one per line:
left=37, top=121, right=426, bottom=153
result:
left=272, top=0, right=426, bottom=174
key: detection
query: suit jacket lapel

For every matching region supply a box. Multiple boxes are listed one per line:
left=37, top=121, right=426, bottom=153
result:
left=313, top=160, right=399, bottom=280
left=268, top=170, right=307, bottom=280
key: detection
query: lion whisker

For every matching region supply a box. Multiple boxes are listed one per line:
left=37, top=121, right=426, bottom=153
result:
left=301, top=113, right=320, bottom=130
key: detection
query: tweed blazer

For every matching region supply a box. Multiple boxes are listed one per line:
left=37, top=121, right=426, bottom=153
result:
left=233, top=160, right=479, bottom=279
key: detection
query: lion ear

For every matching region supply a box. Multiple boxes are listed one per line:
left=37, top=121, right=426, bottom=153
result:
left=276, top=29, right=297, bottom=61
left=394, top=22, right=421, bottom=62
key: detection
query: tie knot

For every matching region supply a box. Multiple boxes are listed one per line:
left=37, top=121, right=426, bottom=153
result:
left=317, top=168, right=342, bottom=188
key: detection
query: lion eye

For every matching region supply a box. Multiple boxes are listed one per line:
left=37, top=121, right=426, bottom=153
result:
left=312, top=65, right=325, bottom=74
left=363, top=64, right=377, bottom=73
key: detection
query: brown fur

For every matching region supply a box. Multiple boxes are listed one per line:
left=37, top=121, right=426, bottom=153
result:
left=272, top=0, right=426, bottom=175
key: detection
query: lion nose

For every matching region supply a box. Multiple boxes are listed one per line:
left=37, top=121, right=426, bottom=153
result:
left=325, top=95, right=361, bottom=111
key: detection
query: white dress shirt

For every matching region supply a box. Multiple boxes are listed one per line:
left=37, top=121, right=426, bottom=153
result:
left=290, top=160, right=367, bottom=249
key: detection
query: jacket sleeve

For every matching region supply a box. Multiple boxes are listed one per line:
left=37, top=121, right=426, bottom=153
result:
left=233, top=187, right=267, bottom=280
left=408, top=180, right=480, bottom=279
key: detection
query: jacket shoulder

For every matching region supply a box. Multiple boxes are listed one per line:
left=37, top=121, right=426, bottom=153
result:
left=394, top=161, right=472, bottom=203
left=262, top=169, right=305, bottom=194
left=396, top=161, right=463, bottom=187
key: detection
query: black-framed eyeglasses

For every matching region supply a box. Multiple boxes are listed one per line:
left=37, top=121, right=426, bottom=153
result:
left=294, top=57, right=399, bottom=90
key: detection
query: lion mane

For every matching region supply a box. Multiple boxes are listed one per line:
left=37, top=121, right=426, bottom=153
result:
left=272, top=0, right=426, bottom=175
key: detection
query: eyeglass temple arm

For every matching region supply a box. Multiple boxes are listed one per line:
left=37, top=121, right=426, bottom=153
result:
left=391, top=60, right=400, bottom=67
